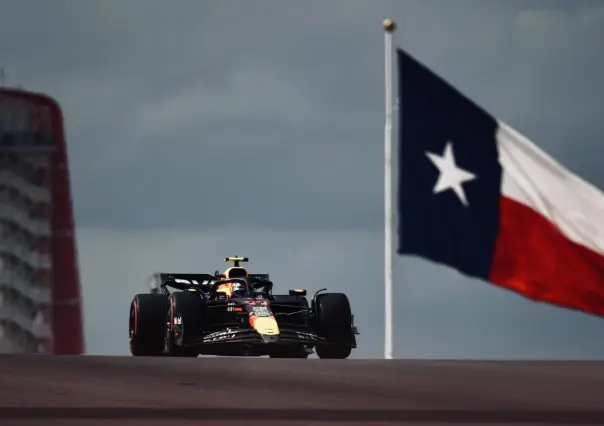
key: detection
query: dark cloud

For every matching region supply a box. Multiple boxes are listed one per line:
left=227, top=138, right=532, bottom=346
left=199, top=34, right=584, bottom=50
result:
left=3, top=0, right=602, bottom=230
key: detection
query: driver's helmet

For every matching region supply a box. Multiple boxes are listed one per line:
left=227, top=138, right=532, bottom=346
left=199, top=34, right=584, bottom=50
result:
left=231, top=282, right=247, bottom=297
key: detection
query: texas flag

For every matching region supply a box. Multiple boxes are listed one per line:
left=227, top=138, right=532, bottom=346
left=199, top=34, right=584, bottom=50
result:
left=396, top=48, right=604, bottom=317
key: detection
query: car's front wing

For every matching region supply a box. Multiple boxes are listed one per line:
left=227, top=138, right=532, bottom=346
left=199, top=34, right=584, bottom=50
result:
left=184, top=327, right=325, bottom=347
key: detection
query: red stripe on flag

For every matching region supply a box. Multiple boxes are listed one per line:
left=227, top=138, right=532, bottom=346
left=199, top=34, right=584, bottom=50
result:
left=489, top=196, right=604, bottom=317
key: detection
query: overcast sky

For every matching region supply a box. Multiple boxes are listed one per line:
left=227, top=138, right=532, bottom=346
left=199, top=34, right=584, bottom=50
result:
left=3, top=0, right=604, bottom=358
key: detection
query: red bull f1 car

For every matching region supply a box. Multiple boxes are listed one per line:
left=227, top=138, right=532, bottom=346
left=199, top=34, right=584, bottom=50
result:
left=128, top=257, right=359, bottom=359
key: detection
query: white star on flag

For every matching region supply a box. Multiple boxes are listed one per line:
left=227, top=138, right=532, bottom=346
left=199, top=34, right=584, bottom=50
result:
left=425, top=141, right=477, bottom=206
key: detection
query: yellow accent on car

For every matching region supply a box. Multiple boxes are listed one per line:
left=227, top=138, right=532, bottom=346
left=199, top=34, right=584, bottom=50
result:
left=252, top=317, right=280, bottom=335
left=225, top=257, right=248, bottom=262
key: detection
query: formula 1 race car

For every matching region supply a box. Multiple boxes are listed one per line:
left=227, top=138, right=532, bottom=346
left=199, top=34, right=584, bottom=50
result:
left=128, top=257, right=359, bottom=359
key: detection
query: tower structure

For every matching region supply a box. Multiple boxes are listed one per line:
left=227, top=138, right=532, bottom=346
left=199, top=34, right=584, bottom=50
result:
left=0, top=88, right=83, bottom=354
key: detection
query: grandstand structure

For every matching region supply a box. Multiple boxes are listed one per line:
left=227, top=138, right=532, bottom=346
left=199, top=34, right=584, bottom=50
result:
left=0, top=87, right=84, bottom=354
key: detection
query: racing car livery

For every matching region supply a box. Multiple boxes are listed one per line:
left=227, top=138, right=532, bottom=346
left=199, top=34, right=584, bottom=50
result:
left=128, top=257, right=359, bottom=358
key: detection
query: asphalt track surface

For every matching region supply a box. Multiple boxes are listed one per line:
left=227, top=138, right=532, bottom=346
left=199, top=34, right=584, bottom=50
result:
left=1, top=356, right=604, bottom=425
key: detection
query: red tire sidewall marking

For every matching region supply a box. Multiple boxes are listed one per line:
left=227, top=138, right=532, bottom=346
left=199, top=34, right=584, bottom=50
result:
left=132, top=300, right=138, bottom=336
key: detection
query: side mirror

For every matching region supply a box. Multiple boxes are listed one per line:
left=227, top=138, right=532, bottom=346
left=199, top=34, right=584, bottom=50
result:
left=289, top=289, right=307, bottom=296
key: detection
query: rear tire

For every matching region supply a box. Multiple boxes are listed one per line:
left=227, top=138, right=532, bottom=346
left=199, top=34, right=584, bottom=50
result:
left=129, top=294, right=168, bottom=356
left=313, top=293, right=354, bottom=359
left=165, top=291, right=205, bottom=357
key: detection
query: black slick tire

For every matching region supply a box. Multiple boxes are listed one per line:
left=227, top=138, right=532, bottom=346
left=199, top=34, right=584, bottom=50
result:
left=165, top=291, right=205, bottom=357
left=314, top=293, right=353, bottom=359
left=129, top=294, right=168, bottom=356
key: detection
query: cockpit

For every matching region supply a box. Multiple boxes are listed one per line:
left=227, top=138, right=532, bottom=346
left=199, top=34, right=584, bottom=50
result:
left=216, top=258, right=252, bottom=299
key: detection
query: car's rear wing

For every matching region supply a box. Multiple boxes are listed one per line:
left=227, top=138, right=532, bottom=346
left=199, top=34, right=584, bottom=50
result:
left=148, top=272, right=271, bottom=294
left=148, top=272, right=216, bottom=293
left=159, top=273, right=216, bottom=284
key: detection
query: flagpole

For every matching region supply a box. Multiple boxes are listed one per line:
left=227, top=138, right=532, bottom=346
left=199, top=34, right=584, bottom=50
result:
left=383, top=18, right=396, bottom=360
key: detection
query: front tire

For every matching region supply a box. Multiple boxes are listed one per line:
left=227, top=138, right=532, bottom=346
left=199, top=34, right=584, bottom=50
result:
left=315, top=344, right=352, bottom=359
left=165, top=291, right=205, bottom=357
left=313, top=293, right=354, bottom=359
left=129, top=294, right=168, bottom=356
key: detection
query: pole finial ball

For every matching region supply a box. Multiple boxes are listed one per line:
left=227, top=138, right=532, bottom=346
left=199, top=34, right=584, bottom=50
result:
left=382, top=19, right=396, bottom=32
